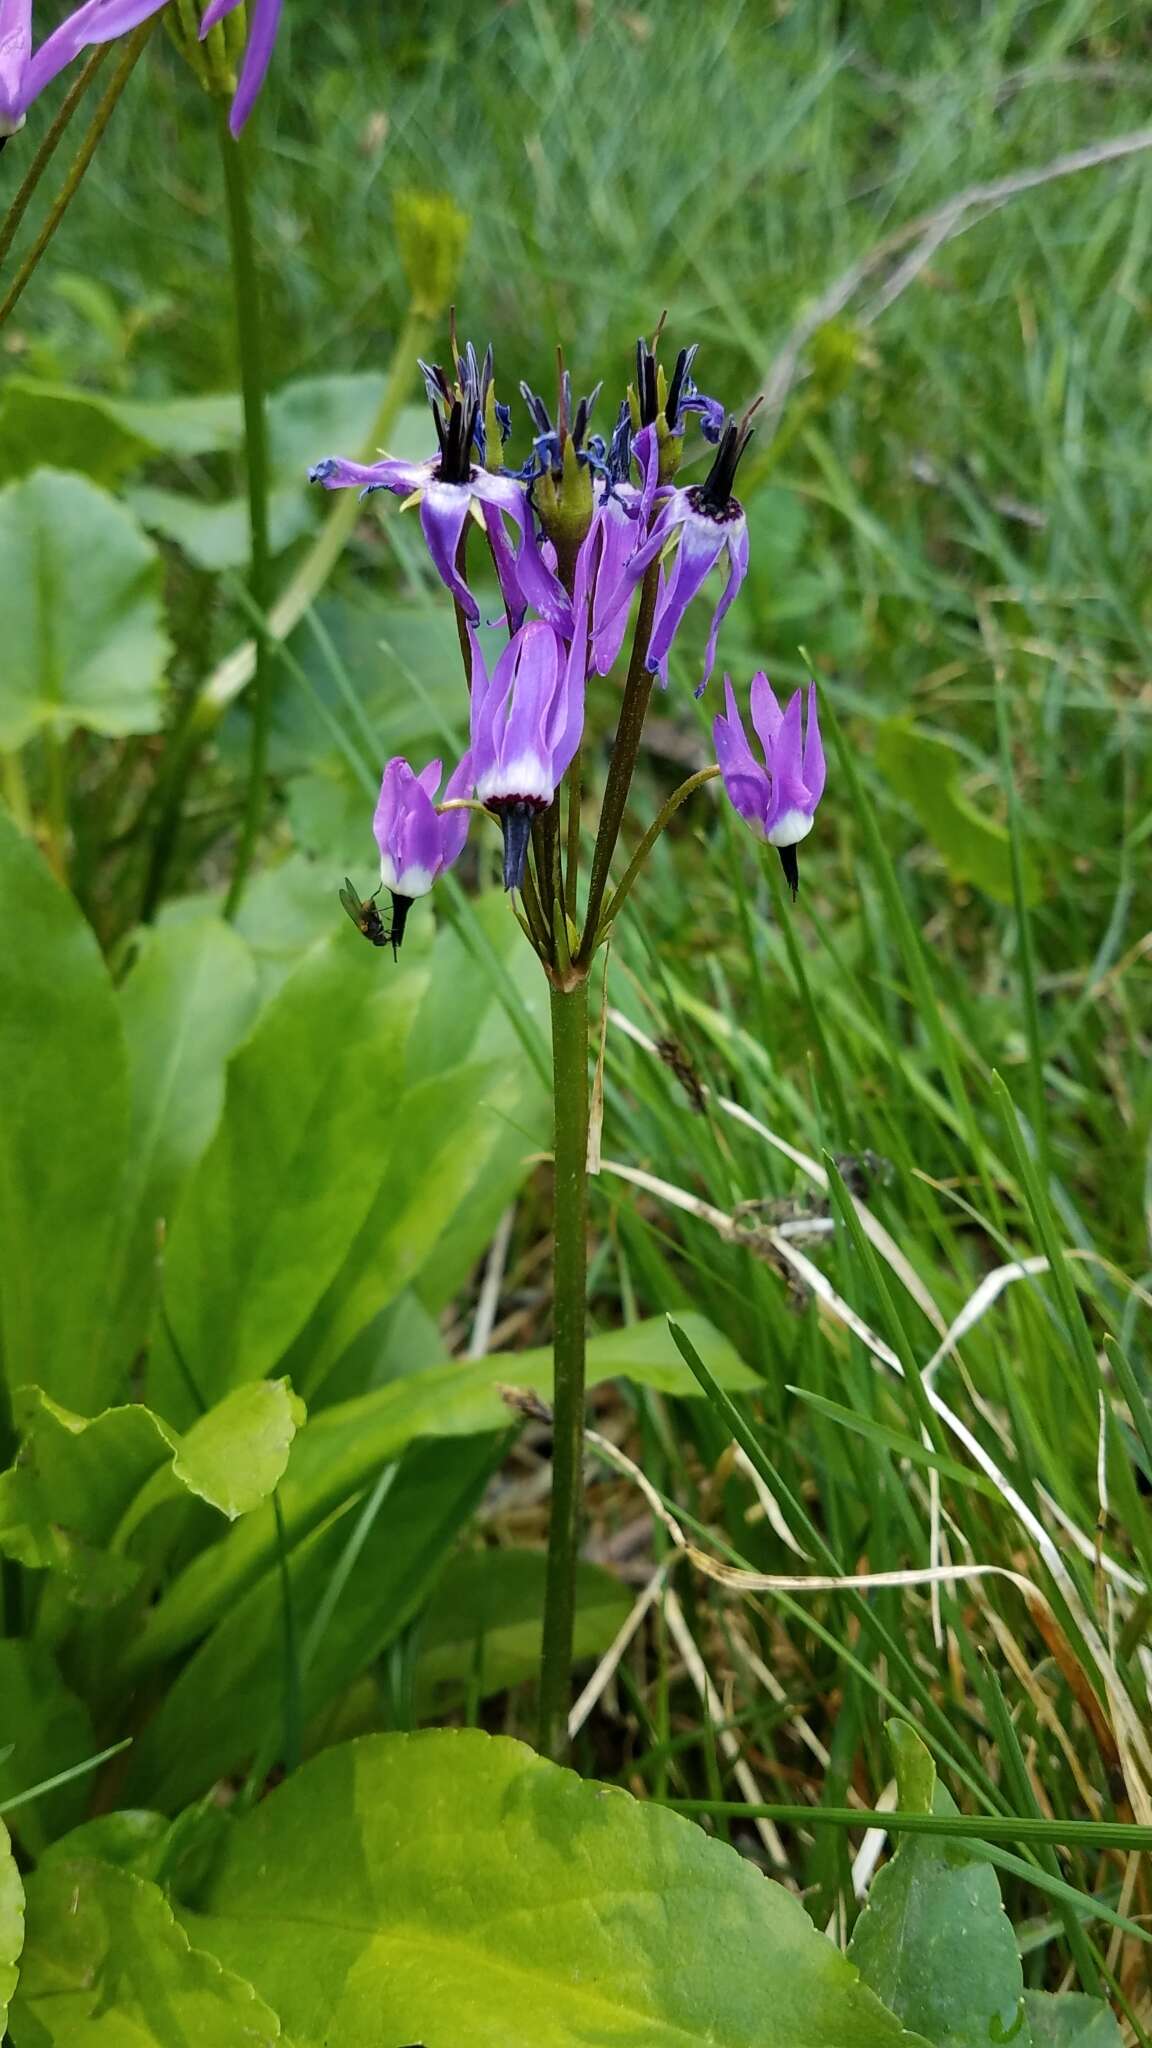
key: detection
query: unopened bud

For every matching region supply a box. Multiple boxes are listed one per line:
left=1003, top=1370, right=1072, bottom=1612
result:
left=394, top=191, right=471, bottom=321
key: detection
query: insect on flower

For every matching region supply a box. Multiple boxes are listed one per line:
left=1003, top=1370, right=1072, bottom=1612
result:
left=338, top=878, right=394, bottom=951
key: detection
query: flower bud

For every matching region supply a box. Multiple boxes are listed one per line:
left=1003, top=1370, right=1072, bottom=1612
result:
left=394, top=191, right=470, bottom=321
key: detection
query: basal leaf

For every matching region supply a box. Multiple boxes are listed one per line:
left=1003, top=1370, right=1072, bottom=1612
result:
left=123, top=1312, right=754, bottom=1673
left=0, top=377, right=242, bottom=484
left=190, top=1729, right=927, bottom=2048
left=849, top=1717, right=1028, bottom=2048
left=128, top=482, right=313, bottom=569
left=0, top=469, right=171, bottom=748
left=1023, top=1992, right=1124, bottom=2047
left=0, top=1642, right=95, bottom=1858
left=0, top=1819, right=23, bottom=2033
left=0, top=818, right=131, bottom=1411
left=875, top=719, right=1041, bottom=907
left=415, top=1549, right=629, bottom=1718
left=104, top=915, right=258, bottom=1379
left=11, top=1860, right=281, bottom=2047
left=156, top=933, right=419, bottom=1421
left=125, top=1436, right=501, bottom=1812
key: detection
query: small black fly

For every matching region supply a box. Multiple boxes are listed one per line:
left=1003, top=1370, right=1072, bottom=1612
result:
left=338, top=879, right=413, bottom=959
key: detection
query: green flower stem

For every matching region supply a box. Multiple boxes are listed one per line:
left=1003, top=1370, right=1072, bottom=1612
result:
left=0, top=44, right=110, bottom=274
left=199, top=304, right=429, bottom=724
left=0, top=23, right=153, bottom=334
left=577, top=558, right=661, bottom=962
left=217, top=106, right=272, bottom=921
left=538, top=971, right=590, bottom=1759
left=0, top=751, right=31, bottom=835
left=594, top=765, right=719, bottom=943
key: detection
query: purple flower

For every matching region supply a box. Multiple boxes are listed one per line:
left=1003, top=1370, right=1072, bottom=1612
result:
left=713, top=674, right=826, bottom=896
left=469, top=602, right=587, bottom=892
left=0, top=0, right=169, bottom=135
left=372, top=751, right=474, bottom=949
left=581, top=414, right=661, bottom=677
left=625, top=410, right=756, bottom=696
left=634, top=335, right=724, bottom=445
left=310, top=339, right=572, bottom=636
left=200, top=0, right=283, bottom=135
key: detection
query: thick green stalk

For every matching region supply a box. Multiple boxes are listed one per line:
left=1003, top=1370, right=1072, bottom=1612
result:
left=578, top=559, right=661, bottom=960
left=537, top=975, right=590, bottom=1759
left=0, top=24, right=153, bottom=333
left=217, top=106, right=272, bottom=921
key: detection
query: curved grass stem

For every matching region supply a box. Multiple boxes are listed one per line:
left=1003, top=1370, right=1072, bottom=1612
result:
left=594, top=765, right=719, bottom=945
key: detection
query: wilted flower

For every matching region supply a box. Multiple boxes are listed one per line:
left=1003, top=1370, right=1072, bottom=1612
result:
left=310, top=336, right=571, bottom=635
left=578, top=409, right=661, bottom=677
left=372, top=751, right=473, bottom=948
left=625, top=408, right=756, bottom=695
left=713, top=674, right=825, bottom=896
left=470, top=605, right=587, bottom=892
left=632, top=334, right=725, bottom=449
left=0, top=0, right=169, bottom=136
left=199, top=0, right=283, bottom=135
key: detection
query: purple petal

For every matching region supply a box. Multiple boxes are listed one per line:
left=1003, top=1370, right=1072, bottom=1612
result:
left=632, top=423, right=661, bottom=522
left=749, top=671, right=783, bottom=755
left=200, top=0, right=242, bottom=33
left=227, top=0, right=282, bottom=133
left=420, top=483, right=479, bottom=623
left=625, top=494, right=688, bottom=589
left=500, top=623, right=562, bottom=791
left=437, top=748, right=474, bottom=869
left=20, top=0, right=167, bottom=111
left=695, top=517, right=748, bottom=696
left=802, top=683, right=826, bottom=805
left=480, top=500, right=527, bottom=633
left=512, top=520, right=574, bottom=636
left=308, top=454, right=429, bottom=495
left=373, top=757, right=413, bottom=865
left=763, top=689, right=810, bottom=838
left=551, top=593, right=588, bottom=784
left=645, top=511, right=725, bottom=677
left=0, top=0, right=29, bottom=129
left=714, top=681, right=770, bottom=832
left=415, top=758, right=443, bottom=800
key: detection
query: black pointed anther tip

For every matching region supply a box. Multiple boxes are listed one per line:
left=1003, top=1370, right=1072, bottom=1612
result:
left=778, top=845, right=799, bottom=900
left=499, top=802, right=534, bottom=894
left=388, top=892, right=413, bottom=957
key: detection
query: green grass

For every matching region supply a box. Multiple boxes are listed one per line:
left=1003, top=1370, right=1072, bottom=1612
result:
left=6, top=0, right=1152, bottom=2005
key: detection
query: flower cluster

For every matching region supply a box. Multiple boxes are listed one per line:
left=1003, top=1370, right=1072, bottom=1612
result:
left=0, top=0, right=281, bottom=140
left=313, top=326, right=826, bottom=952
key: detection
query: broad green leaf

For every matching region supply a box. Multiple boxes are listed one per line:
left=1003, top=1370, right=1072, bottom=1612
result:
left=415, top=1550, right=629, bottom=1717
left=124, top=1312, right=754, bottom=1673
left=191, top=1729, right=927, bottom=2048
left=0, top=469, right=172, bottom=748
left=125, top=1436, right=501, bottom=1812
left=849, top=1718, right=1028, bottom=2048
left=267, top=371, right=385, bottom=482
left=0, top=377, right=241, bottom=484
left=128, top=483, right=313, bottom=570
left=285, top=1061, right=513, bottom=1401
left=0, top=1642, right=94, bottom=1857
left=0, top=1380, right=303, bottom=1605
left=39, top=1810, right=170, bottom=1882
left=11, top=1860, right=281, bottom=2046
left=104, top=916, right=258, bottom=1378
left=1023, top=1993, right=1123, bottom=2047
left=157, top=933, right=420, bottom=1421
left=0, top=819, right=131, bottom=1410
left=875, top=719, right=1041, bottom=907
left=0, top=1819, right=22, bottom=2033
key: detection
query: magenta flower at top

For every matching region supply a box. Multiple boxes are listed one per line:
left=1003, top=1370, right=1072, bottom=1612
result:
left=200, top=0, right=283, bottom=135
left=713, top=674, right=825, bottom=897
left=625, top=410, right=756, bottom=697
left=310, top=342, right=572, bottom=637
left=371, top=750, right=474, bottom=951
left=0, top=0, right=171, bottom=136
left=470, top=599, right=588, bottom=893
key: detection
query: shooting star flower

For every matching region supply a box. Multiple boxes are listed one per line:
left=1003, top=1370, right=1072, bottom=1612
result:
left=713, top=674, right=825, bottom=897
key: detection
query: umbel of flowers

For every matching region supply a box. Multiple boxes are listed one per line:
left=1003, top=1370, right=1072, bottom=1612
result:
left=310, top=324, right=826, bottom=1757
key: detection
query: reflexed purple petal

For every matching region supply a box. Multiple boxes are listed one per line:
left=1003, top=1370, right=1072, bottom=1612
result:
left=749, top=670, right=784, bottom=754
left=0, top=0, right=29, bottom=130
left=373, top=757, right=413, bottom=865
left=200, top=0, right=242, bottom=31
left=632, top=423, right=661, bottom=521
left=695, top=517, right=749, bottom=696
left=415, top=758, right=443, bottom=800
left=420, top=483, right=479, bottom=622
left=20, top=0, right=167, bottom=111
left=512, top=519, right=574, bottom=636
left=470, top=632, right=517, bottom=788
left=395, top=780, right=444, bottom=890
left=625, top=494, right=689, bottom=589
left=500, top=623, right=561, bottom=792
left=308, top=454, right=429, bottom=494
left=227, top=0, right=281, bottom=133
left=436, top=749, right=474, bottom=868
left=588, top=495, right=641, bottom=676
left=763, top=689, right=810, bottom=839
left=480, top=501, right=527, bottom=633
left=551, top=593, right=588, bottom=783
left=645, top=511, right=725, bottom=677
left=802, top=683, right=826, bottom=804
